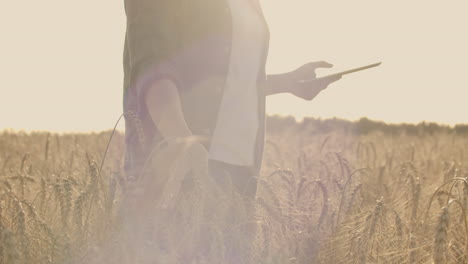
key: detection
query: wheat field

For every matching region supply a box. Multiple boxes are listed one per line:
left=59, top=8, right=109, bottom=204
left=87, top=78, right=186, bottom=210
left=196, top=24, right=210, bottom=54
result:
left=0, top=117, right=467, bottom=263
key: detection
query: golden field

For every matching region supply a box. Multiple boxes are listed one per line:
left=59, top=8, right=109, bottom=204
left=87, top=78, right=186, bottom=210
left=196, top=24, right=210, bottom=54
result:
left=0, top=117, right=467, bottom=264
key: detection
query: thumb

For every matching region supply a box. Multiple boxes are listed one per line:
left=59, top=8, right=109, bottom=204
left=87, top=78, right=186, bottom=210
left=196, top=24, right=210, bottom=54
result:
left=308, top=61, right=333, bottom=69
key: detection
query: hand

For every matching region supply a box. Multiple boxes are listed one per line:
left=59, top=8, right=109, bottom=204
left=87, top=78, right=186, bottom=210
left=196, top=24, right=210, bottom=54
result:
left=288, top=61, right=342, bottom=101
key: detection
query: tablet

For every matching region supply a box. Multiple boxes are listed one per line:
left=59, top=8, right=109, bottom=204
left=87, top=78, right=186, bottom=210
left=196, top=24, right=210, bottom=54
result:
left=317, top=62, right=381, bottom=80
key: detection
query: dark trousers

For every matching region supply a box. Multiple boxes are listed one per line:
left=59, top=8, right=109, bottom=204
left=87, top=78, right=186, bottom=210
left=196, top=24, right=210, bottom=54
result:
left=207, top=159, right=258, bottom=264
left=208, top=159, right=258, bottom=199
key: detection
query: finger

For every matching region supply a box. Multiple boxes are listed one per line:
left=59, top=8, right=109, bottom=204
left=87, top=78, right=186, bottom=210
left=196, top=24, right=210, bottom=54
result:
left=329, top=75, right=342, bottom=82
left=312, top=76, right=341, bottom=90
left=307, top=61, right=333, bottom=69
left=321, top=74, right=342, bottom=83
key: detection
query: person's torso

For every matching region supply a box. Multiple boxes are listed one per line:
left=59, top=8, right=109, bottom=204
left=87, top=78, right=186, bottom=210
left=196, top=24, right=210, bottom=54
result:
left=123, top=0, right=270, bottom=175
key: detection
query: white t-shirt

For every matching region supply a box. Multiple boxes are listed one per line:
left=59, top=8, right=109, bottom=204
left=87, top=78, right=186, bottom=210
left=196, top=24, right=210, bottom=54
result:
left=208, top=0, right=267, bottom=166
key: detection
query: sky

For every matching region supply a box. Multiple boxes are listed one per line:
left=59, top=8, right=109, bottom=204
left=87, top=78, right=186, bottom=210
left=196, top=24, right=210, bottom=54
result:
left=0, top=0, right=467, bottom=132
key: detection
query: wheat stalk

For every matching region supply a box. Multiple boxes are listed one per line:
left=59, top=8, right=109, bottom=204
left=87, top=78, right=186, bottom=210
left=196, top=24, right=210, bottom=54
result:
left=433, top=206, right=449, bottom=264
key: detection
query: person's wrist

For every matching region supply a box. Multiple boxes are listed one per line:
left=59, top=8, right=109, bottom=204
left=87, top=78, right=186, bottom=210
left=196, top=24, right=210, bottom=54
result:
left=272, top=73, right=295, bottom=94
left=266, top=72, right=298, bottom=95
left=285, top=73, right=300, bottom=94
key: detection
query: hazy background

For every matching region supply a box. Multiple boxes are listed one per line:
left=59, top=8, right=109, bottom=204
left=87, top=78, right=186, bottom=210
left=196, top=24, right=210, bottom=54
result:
left=1, top=0, right=467, bottom=132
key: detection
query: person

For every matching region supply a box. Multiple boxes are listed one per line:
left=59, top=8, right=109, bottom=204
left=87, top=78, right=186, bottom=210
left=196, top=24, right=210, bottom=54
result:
left=122, top=0, right=341, bottom=262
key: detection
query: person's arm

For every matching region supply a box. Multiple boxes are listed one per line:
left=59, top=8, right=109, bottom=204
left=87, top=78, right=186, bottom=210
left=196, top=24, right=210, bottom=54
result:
left=263, top=61, right=342, bottom=100
left=264, top=73, right=292, bottom=96
left=145, top=79, right=192, bottom=138
left=125, top=0, right=188, bottom=138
